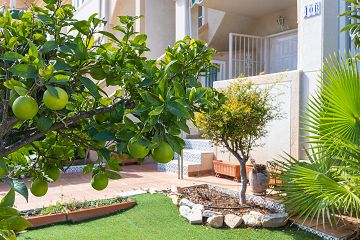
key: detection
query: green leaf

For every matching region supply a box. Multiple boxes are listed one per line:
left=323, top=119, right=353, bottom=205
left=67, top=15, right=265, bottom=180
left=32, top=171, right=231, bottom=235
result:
left=46, top=86, right=59, bottom=98
left=36, top=14, right=52, bottom=24
left=133, top=34, right=147, bottom=45
left=79, top=76, right=102, bottom=99
left=3, top=79, right=26, bottom=90
left=0, top=161, right=8, bottom=176
left=99, top=31, right=120, bottom=43
left=72, top=21, right=90, bottom=35
left=0, top=188, right=15, bottom=208
left=0, top=52, right=23, bottom=61
left=0, top=230, right=16, bottom=240
left=13, top=86, right=28, bottom=96
left=36, top=116, right=53, bottom=131
left=149, top=105, right=164, bottom=116
left=166, top=101, right=191, bottom=118
left=0, top=207, right=19, bottom=220
left=89, top=67, right=106, bottom=80
left=42, top=40, right=57, bottom=53
left=9, top=64, right=37, bottom=79
left=82, top=164, right=93, bottom=174
left=9, top=180, right=28, bottom=202
left=49, top=74, right=70, bottom=84
left=0, top=216, right=32, bottom=231
left=105, top=170, right=122, bottom=180
left=93, top=130, right=116, bottom=141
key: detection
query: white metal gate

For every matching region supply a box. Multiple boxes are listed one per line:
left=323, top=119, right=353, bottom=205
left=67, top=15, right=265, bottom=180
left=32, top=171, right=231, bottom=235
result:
left=228, top=30, right=298, bottom=79
left=229, top=33, right=266, bottom=79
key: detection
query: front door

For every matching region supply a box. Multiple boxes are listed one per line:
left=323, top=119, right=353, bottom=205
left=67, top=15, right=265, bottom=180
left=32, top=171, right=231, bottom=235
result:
left=269, top=32, right=298, bottom=74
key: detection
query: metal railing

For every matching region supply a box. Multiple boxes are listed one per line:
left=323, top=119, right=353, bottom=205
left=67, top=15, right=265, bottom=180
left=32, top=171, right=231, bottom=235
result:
left=228, top=33, right=266, bottom=79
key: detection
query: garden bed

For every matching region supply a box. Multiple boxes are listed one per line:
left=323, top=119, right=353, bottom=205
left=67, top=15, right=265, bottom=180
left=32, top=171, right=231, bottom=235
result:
left=181, top=185, right=274, bottom=216
left=175, top=184, right=287, bottom=229
left=22, top=197, right=136, bottom=228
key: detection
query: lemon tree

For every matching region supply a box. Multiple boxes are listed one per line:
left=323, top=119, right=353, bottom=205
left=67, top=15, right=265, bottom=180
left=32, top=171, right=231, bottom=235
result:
left=0, top=1, right=224, bottom=234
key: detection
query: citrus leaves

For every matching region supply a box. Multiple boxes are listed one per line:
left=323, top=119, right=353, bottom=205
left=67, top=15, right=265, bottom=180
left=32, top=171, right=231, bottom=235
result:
left=166, top=101, right=191, bottom=118
left=0, top=189, right=32, bottom=234
left=79, top=76, right=102, bottom=99
left=8, top=64, right=37, bottom=79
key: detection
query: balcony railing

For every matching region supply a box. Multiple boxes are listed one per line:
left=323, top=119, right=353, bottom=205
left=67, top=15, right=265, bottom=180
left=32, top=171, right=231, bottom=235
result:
left=229, top=33, right=266, bottom=79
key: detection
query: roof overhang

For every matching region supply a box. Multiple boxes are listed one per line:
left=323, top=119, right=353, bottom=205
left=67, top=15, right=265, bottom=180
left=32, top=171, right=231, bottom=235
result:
left=200, top=0, right=296, bottom=18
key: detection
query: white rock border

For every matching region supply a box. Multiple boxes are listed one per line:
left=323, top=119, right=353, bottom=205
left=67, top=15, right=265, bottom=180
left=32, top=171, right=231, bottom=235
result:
left=167, top=184, right=347, bottom=240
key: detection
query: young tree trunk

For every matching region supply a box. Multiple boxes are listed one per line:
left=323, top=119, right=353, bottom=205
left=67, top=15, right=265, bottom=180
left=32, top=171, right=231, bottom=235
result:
left=239, top=161, right=247, bottom=205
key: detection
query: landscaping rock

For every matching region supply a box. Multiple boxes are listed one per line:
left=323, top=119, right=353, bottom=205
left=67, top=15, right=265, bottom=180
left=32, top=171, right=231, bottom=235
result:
left=242, top=211, right=264, bottom=227
left=224, top=214, right=243, bottom=229
left=202, top=210, right=221, bottom=218
left=170, top=185, right=182, bottom=194
left=262, top=213, right=288, bottom=228
left=169, top=194, right=179, bottom=206
left=207, top=215, right=224, bottom=228
left=187, top=206, right=203, bottom=224
left=179, top=206, right=191, bottom=218
left=192, top=204, right=204, bottom=213
left=179, top=198, right=194, bottom=208
left=148, top=188, right=157, bottom=194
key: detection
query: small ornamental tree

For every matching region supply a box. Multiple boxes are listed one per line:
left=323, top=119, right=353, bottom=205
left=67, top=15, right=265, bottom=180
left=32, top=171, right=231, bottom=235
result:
left=195, top=79, right=279, bottom=204
left=0, top=0, right=223, bottom=235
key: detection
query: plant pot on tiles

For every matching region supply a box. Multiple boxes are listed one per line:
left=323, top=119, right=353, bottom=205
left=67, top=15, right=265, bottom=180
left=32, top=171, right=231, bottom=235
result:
left=249, top=161, right=269, bottom=195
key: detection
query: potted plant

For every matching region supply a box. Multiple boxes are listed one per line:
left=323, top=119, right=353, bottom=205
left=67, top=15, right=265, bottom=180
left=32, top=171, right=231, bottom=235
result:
left=248, top=160, right=269, bottom=195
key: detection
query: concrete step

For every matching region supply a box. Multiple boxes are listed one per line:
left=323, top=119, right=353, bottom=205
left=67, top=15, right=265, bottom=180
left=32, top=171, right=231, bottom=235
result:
left=157, top=160, right=200, bottom=177
left=184, top=139, right=213, bottom=151
left=174, top=149, right=214, bottom=164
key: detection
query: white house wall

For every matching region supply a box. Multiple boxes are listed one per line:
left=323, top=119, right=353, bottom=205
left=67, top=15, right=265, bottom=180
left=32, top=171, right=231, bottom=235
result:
left=252, top=6, right=297, bottom=36
left=213, top=71, right=301, bottom=165
left=144, top=0, right=176, bottom=59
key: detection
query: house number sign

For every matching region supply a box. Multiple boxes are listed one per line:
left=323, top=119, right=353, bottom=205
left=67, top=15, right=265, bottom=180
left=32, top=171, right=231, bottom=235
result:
left=304, top=2, right=321, bottom=18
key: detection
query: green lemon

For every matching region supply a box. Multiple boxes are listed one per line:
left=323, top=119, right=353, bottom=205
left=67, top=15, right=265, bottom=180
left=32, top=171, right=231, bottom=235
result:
left=46, top=167, right=61, bottom=181
left=43, top=87, right=69, bottom=110
left=30, top=179, right=48, bottom=197
left=151, top=141, right=174, bottom=163
left=91, top=173, right=108, bottom=191
left=12, top=96, right=39, bottom=120
left=127, top=141, right=149, bottom=159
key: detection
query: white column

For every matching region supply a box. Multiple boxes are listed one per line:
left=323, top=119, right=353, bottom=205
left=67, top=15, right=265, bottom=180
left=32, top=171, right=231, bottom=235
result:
left=297, top=0, right=340, bottom=158
left=176, top=0, right=190, bottom=40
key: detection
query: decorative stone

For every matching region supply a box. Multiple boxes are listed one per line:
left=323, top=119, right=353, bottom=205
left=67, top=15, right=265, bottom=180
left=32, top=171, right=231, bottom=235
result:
left=179, top=198, right=194, bottom=208
left=169, top=194, right=179, bottom=205
left=148, top=188, right=157, bottom=194
left=202, top=210, right=221, bottom=218
left=242, top=212, right=263, bottom=227
left=207, top=215, right=224, bottom=228
left=187, top=209, right=203, bottom=224
left=179, top=205, right=191, bottom=218
left=192, top=204, right=204, bottom=213
left=262, top=213, right=288, bottom=228
left=224, top=214, right=243, bottom=229
left=170, top=185, right=177, bottom=193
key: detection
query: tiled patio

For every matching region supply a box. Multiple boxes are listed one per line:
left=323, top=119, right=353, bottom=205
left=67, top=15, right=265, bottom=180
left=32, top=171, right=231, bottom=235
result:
left=0, top=163, right=245, bottom=211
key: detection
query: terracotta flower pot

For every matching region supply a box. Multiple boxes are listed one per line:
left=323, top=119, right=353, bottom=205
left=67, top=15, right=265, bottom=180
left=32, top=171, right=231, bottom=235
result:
left=27, top=213, right=67, bottom=228
left=67, top=201, right=136, bottom=223
left=249, top=167, right=270, bottom=195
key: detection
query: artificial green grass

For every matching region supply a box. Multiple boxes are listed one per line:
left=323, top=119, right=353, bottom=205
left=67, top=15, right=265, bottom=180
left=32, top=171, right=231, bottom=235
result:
left=18, top=194, right=320, bottom=240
